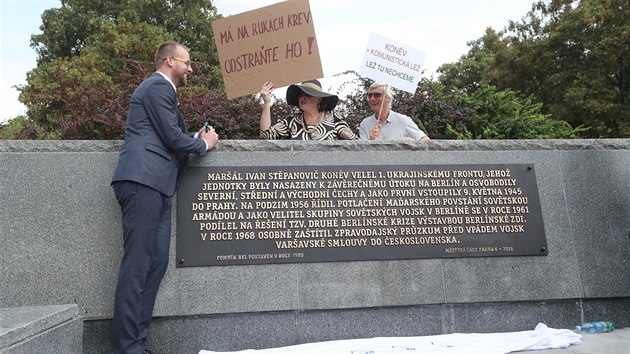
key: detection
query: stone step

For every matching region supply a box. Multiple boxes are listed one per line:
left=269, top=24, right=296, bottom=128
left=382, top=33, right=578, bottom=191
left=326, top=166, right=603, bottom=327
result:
left=0, top=304, right=82, bottom=354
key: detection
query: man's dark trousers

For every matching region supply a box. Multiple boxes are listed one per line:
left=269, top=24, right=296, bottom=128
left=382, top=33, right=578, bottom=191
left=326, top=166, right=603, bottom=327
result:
left=111, top=181, right=172, bottom=354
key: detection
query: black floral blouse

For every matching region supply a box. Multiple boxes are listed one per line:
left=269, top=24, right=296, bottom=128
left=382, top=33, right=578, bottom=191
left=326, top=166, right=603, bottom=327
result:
left=260, top=111, right=358, bottom=140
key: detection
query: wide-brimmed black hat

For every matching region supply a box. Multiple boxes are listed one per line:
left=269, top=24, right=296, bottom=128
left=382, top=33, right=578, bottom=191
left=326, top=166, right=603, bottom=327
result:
left=286, top=79, right=339, bottom=111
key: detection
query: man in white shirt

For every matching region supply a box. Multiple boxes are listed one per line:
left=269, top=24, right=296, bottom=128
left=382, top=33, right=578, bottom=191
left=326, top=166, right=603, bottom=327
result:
left=359, top=83, right=430, bottom=141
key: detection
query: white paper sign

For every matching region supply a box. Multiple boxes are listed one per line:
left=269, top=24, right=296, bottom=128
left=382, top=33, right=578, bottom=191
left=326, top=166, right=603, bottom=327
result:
left=359, top=33, right=426, bottom=93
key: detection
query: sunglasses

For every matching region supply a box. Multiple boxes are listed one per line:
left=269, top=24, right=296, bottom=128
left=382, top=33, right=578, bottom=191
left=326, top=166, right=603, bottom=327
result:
left=367, top=92, right=383, bottom=98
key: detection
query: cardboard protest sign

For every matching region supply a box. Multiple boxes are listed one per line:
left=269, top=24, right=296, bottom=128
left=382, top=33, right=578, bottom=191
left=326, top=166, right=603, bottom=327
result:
left=359, top=33, right=426, bottom=94
left=211, top=0, right=323, bottom=99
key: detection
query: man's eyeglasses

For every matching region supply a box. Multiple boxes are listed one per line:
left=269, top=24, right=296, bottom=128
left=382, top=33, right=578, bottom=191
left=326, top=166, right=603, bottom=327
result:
left=367, top=92, right=383, bottom=98
left=163, top=56, right=191, bottom=67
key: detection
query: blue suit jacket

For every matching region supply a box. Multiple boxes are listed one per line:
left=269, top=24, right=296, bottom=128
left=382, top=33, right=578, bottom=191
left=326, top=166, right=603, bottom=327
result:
left=112, top=73, right=207, bottom=196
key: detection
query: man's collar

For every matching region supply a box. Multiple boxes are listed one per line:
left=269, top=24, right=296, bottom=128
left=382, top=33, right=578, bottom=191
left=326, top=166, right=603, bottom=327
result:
left=156, top=71, right=176, bottom=92
left=376, top=110, right=391, bottom=123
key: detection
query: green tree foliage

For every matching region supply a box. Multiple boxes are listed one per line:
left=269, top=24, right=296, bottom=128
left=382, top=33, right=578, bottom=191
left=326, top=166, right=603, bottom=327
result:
left=333, top=73, right=374, bottom=132
left=437, top=27, right=507, bottom=93
left=19, top=19, right=167, bottom=139
left=31, top=0, right=221, bottom=75
left=4, top=0, right=606, bottom=140
left=335, top=74, right=471, bottom=138
left=394, top=80, right=474, bottom=139
left=177, top=81, right=291, bottom=140
left=0, top=116, right=60, bottom=140
left=438, top=0, right=630, bottom=137
left=337, top=72, right=579, bottom=139
left=458, top=85, right=583, bottom=139
left=11, top=0, right=231, bottom=139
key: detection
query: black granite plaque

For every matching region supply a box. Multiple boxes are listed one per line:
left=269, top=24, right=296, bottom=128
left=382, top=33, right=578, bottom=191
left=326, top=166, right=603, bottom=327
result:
left=176, top=164, right=547, bottom=266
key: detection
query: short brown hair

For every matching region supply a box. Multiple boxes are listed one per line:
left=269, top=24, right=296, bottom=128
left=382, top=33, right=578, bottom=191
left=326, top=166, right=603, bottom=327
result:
left=154, top=41, right=189, bottom=69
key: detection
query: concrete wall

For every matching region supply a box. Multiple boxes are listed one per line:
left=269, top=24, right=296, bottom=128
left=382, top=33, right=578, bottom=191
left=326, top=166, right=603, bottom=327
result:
left=1, top=139, right=629, bottom=353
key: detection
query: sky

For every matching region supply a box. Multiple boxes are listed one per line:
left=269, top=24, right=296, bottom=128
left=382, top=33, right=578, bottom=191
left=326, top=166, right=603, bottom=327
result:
left=1, top=0, right=536, bottom=123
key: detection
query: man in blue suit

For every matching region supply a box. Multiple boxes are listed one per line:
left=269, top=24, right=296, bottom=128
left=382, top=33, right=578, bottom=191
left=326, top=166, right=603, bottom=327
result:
left=111, top=41, right=218, bottom=354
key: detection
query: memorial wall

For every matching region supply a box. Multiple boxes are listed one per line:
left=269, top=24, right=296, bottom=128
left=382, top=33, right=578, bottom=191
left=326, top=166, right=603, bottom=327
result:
left=1, top=139, right=629, bottom=353
left=177, top=163, right=547, bottom=267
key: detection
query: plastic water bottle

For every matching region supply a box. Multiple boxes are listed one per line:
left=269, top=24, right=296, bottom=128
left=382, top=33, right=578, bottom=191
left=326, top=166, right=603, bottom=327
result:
left=575, top=321, right=615, bottom=333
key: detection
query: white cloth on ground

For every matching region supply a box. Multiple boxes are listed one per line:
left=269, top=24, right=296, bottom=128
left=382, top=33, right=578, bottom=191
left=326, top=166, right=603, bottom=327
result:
left=199, top=323, right=581, bottom=354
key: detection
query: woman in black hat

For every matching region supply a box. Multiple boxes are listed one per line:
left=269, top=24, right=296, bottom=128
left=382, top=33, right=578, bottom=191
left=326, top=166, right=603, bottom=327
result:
left=259, top=80, right=357, bottom=140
